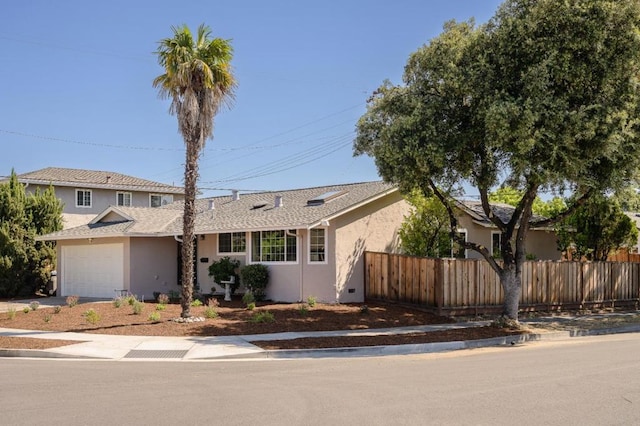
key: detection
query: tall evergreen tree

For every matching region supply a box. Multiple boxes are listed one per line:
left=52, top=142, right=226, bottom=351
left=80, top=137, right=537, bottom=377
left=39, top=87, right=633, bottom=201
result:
left=0, top=171, right=62, bottom=297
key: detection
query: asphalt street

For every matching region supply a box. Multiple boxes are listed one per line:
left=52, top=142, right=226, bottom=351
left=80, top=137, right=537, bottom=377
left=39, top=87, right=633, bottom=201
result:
left=1, top=333, right=639, bottom=425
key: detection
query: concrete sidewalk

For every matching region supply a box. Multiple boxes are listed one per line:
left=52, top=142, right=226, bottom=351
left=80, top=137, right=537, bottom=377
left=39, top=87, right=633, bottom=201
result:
left=3, top=319, right=640, bottom=361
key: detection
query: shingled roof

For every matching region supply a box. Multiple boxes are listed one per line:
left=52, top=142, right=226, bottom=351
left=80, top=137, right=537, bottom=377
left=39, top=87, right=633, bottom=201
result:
left=457, top=200, right=549, bottom=227
left=15, top=167, right=184, bottom=194
left=38, top=181, right=399, bottom=240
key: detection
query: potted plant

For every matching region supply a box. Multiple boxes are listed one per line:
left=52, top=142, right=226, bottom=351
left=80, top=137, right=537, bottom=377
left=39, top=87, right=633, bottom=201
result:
left=208, top=256, right=240, bottom=294
left=240, top=263, right=269, bottom=301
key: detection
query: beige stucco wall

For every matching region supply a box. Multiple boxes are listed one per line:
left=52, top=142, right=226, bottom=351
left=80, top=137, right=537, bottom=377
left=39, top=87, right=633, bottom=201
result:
left=334, top=192, right=410, bottom=303
left=27, top=184, right=184, bottom=215
left=129, top=237, right=179, bottom=300
left=195, top=234, right=246, bottom=294
left=458, top=215, right=561, bottom=260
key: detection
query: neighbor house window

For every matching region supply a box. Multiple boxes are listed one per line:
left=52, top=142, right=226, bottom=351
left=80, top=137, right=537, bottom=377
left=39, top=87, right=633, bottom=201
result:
left=117, top=192, right=132, bottom=207
left=251, top=230, right=297, bottom=262
left=75, top=189, right=92, bottom=208
left=309, top=228, right=326, bottom=263
left=491, top=231, right=502, bottom=258
left=150, top=194, right=173, bottom=207
left=218, top=232, right=246, bottom=254
left=452, top=230, right=467, bottom=258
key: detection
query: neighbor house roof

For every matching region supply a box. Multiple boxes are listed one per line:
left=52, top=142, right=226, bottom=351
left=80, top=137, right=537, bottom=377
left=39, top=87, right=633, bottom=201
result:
left=38, top=181, right=399, bottom=241
left=14, top=167, right=184, bottom=194
left=456, top=200, right=550, bottom=229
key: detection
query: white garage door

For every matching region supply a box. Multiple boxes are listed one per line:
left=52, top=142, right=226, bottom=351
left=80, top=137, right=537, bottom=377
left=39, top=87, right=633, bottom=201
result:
left=61, top=243, right=124, bottom=298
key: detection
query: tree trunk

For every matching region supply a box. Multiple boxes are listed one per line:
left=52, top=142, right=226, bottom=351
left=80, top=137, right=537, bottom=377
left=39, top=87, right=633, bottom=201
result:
left=180, top=139, right=199, bottom=318
left=500, top=264, right=522, bottom=321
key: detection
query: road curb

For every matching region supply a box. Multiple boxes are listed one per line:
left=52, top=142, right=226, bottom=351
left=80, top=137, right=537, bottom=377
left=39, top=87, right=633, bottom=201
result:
left=0, top=348, right=106, bottom=360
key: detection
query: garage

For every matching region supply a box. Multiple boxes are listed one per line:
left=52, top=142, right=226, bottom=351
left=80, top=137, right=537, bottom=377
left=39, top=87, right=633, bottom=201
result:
left=60, top=243, right=124, bottom=298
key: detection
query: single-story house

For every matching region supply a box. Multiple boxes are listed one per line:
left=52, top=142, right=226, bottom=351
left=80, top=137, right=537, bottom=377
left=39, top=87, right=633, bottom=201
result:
left=38, top=181, right=410, bottom=303
left=455, top=200, right=562, bottom=260
left=9, top=167, right=185, bottom=229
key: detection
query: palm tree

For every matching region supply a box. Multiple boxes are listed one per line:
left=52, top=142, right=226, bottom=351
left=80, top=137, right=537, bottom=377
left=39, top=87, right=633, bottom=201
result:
left=153, top=24, right=236, bottom=317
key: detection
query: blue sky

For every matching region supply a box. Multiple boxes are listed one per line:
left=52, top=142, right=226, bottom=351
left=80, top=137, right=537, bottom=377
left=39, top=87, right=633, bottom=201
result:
left=1, top=0, right=503, bottom=197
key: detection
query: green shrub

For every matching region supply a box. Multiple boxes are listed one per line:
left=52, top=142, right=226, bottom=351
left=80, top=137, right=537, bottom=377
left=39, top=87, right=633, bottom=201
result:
left=29, top=301, right=40, bottom=311
left=131, top=301, right=143, bottom=315
left=7, top=307, right=16, bottom=319
left=83, top=309, right=101, bottom=324
left=246, top=302, right=256, bottom=311
left=23, top=307, right=30, bottom=314
left=242, top=291, right=255, bottom=306
left=53, top=306, right=62, bottom=314
left=126, top=295, right=137, bottom=306
left=249, top=310, right=275, bottom=323
left=191, top=299, right=203, bottom=307
left=240, top=264, right=269, bottom=301
left=113, top=297, right=123, bottom=308
left=298, top=303, right=309, bottom=316
left=148, top=312, right=161, bottom=322
left=208, top=256, right=240, bottom=294
left=204, top=307, right=218, bottom=319
left=155, top=304, right=166, bottom=311
left=43, top=314, right=52, bottom=323
left=306, top=295, right=317, bottom=307
left=66, top=295, right=79, bottom=307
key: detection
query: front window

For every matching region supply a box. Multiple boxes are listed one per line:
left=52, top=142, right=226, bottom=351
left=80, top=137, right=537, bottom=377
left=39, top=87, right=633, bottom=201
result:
left=218, top=232, right=246, bottom=253
left=491, top=232, right=502, bottom=258
left=309, top=228, right=326, bottom=262
left=75, top=189, right=92, bottom=208
left=251, top=230, right=297, bottom=262
left=150, top=194, right=173, bottom=207
left=117, top=192, right=132, bottom=207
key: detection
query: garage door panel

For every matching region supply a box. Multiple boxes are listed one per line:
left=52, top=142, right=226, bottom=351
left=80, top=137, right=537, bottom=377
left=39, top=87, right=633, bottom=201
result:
left=61, top=243, right=124, bottom=298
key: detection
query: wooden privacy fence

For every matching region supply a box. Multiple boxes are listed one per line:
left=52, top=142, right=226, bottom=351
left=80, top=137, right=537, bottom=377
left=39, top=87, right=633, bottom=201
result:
left=364, top=252, right=640, bottom=315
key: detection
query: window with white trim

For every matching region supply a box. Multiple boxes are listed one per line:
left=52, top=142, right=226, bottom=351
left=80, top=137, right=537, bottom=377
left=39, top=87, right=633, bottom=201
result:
left=150, top=194, right=173, bottom=207
left=309, top=228, right=326, bottom=263
left=491, top=231, right=502, bottom=258
left=251, top=230, right=297, bottom=262
left=75, top=189, right=92, bottom=208
left=117, top=191, right=132, bottom=207
left=218, top=232, right=246, bottom=253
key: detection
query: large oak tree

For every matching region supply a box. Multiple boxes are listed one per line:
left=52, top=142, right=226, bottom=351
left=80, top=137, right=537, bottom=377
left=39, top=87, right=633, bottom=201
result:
left=355, top=0, right=640, bottom=322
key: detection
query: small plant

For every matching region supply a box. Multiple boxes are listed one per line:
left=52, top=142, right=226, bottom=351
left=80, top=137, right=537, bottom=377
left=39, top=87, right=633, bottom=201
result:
left=53, top=306, right=62, bottom=314
left=359, top=304, right=369, bottom=314
left=113, top=297, right=123, bottom=308
left=204, top=307, right=218, bottom=319
left=191, top=299, right=203, bottom=307
left=155, top=304, right=166, bottom=311
left=66, top=295, right=79, bottom=307
left=246, top=302, right=256, bottom=311
left=7, top=307, right=16, bottom=319
left=126, top=295, right=137, bottom=306
left=242, top=291, right=255, bottom=306
left=240, top=263, right=269, bottom=301
left=43, top=314, right=52, bottom=323
left=249, top=310, right=275, bottom=323
left=298, top=303, right=309, bottom=316
left=306, top=295, right=317, bottom=307
left=207, top=297, right=220, bottom=308
left=148, top=312, right=161, bottom=322
left=132, top=301, right=143, bottom=315
left=83, top=309, right=101, bottom=325
left=157, top=293, right=170, bottom=305
left=23, top=307, right=30, bottom=314
left=29, top=301, right=40, bottom=311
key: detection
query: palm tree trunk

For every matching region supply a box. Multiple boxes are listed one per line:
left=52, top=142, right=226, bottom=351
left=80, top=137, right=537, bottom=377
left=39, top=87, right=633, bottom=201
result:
left=180, top=138, right=199, bottom=318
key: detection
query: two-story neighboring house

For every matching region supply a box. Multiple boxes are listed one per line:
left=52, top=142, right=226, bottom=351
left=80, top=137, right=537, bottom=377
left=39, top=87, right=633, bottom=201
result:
left=14, top=167, right=184, bottom=228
